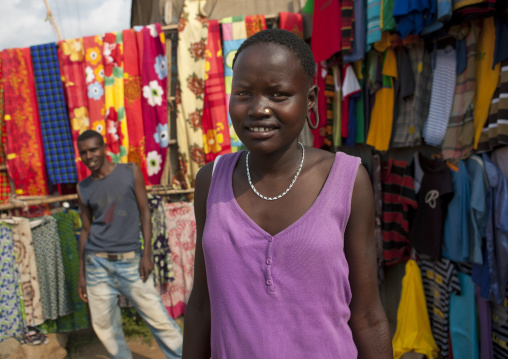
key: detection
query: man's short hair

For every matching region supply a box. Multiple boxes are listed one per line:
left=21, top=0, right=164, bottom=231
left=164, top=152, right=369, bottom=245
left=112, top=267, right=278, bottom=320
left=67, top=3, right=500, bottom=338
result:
left=77, top=130, right=104, bottom=145
left=232, top=28, right=316, bottom=79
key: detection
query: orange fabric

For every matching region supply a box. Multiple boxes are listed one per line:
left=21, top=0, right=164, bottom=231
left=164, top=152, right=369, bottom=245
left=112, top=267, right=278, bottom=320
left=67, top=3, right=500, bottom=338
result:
left=2, top=48, right=48, bottom=196
left=245, top=15, right=267, bottom=37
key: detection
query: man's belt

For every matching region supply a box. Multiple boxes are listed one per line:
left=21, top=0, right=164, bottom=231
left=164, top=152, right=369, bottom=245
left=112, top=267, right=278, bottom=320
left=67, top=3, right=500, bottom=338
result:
left=93, top=251, right=137, bottom=261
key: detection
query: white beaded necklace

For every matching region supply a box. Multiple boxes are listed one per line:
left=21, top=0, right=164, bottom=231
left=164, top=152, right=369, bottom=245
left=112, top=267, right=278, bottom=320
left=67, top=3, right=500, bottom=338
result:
left=246, top=142, right=305, bottom=201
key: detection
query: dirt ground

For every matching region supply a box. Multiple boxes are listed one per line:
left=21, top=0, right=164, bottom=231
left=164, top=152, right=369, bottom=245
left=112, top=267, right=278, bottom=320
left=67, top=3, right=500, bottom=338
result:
left=68, top=336, right=166, bottom=359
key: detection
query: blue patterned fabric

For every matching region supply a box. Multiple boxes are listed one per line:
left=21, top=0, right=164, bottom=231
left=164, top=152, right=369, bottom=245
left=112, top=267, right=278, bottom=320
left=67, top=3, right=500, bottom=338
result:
left=0, top=224, right=23, bottom=342
left=30, top=43, right=77, bottom=184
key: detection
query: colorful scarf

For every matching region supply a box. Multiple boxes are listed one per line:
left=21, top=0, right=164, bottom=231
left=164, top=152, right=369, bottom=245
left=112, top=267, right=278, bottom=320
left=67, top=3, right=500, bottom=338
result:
left=221, top=16, right=247, bottom=152
left=245, top=15, right=267, bottom=37
left=2, top=48, right=48, bottom=196
left=31, top=43, right=78, bottom=185
left=279, top=12, right=303, bottom=38
left=141, top=24, right=169, bottom=185
left=202, top=20, right=231, bottom=163
left=0, top=58, right=11, bottom=203
left=123, top=29, right=149, bottom=183
left=103, top=32, right=129, bottom=163
left=83, top=35, right=106, bottom=141
left=58, top=39, right=91, bottom=181
left=174, top=4, right=208, bottom=189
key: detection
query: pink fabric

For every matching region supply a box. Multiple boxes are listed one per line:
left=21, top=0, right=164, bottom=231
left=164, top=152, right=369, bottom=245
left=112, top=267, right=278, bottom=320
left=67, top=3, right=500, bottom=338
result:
left=160, top=201, right=196, bottom=318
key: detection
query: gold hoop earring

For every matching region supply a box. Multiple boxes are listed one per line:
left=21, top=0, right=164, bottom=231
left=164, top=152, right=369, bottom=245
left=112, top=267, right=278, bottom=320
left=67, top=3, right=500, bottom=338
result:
left=307, top=108, right=319, bottom=130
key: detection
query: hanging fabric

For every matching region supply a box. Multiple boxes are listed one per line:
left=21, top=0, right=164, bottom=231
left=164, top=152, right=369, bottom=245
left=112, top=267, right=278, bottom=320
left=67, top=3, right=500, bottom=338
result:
left=83, top=35, right=106, bottom=141
left=221, top=15, right=247, bottom=153
left=278, top=12, right=303, bottom=38
left=245, top=15, right=267, bottom=37
left=311, top=0, right=341, bottom=62
left=141, top=24, right=169, bottom=185
left=0, top=224, right=24, bottom=342
left=202, top=19, right=231, bottom=163
left=2, top=48, right=49, bottom=196
left=148, top=194, right=174, bottom=285
left=58, top=38, right=91, bottom=181
left=0, top=58, right=11, bottom=203
left=31, top=43, right=78, bottom=185
left=123, top=29, right=149, bottom=183
left=103, top=32, right=129, bottom=163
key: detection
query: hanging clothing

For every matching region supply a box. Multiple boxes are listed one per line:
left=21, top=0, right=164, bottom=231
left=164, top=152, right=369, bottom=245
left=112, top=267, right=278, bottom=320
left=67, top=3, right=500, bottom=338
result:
left=103, top=32, right=129, bottom=163
left=367, top=0, right=382, bottom=45
left=421, top=0, right=452, bottom=35
left=31, top=216, right=72, bottom=320
left=2, top=48, right=49, bottom=196
left=422, top=47, right=457, bottom=147
left=148, top=194, right=174, bottom=285
left=372, top=154, right=384, bottom=282
left=202, top=20, right=231, bottom=163
left=311, top=0, right=341, bottom=62
left=30, top=43, right=78, bottom=185
left=381, top=0, right=396, bottom=31
left=342, top=64, right=362, bottom=141
left=39, top=212, right=90, bottom=333
left=353, top=61, right=366, bottom=143
left=332, top=65, right=342, bottom=147
left=344, top=0, right=366, bottom=63
left=0, top=224, right=23, bottom=342
left=476, top=286, right=494, bottom=359
left=341, top=0, right=355, bottom=54
left=4, top=217, right=44, bottom=326
left=221, top=15, right=246, bottom=153
left=141, top=24, right=169, bottom=185
left=441, top=23, right=478, bottom=159
left=245, top=15, right=267, bottom=38
left=312, top=63, right=328, bottom=149
left=278, top=12, right=303, bottom=38
left=58, top=39, right=91, bottom=181
left=162, top=201, right=196, bottom=318
left=392, top=260, right=439, bottom=359
left=324, top=68, right=335, bottom=150
left=449, top=272, right=479, bottom=359
left=473, top=16, right=500, bottom=149
left=477, top=59, right=508, bottom=151
left=418, top=254, right=461, bottom=359
left=492, top=284, right=508, bottom=359
left=392, top=0, right=436, bottom=38
left=410, top=154, right=454, bottom=259
left=0, top=58, right=11, bottom=203
left=174, top=2, right=208, bottom=188
left=123, top=29, right=149, bottom=183
left=83, top=35, right=106, bottom=140
left=381, top=159, right=418, bottom=265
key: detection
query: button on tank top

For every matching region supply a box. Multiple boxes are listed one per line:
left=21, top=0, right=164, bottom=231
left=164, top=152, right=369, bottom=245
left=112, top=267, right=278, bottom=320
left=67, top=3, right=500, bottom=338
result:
left=203, top=151, right=361, bottom=358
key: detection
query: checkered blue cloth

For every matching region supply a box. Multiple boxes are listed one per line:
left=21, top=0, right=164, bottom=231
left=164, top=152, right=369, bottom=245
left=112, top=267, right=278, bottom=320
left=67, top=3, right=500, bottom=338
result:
left=31, top=43, right=77, bottom=184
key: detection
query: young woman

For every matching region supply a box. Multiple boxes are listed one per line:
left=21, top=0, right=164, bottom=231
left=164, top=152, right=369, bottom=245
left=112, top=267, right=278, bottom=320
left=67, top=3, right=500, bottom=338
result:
left=183, top=29, right=393, bottom=359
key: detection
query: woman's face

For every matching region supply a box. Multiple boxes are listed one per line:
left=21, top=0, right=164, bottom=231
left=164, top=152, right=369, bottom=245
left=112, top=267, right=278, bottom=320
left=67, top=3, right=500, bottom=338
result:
left=229, top=43, right=315, bottom=154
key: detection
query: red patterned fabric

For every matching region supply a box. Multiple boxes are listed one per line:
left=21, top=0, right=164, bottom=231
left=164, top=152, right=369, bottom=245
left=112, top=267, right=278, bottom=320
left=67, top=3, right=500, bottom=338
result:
left=202, top=20, right=232, bottom=163
left=279, top=12, right=303, bottom=38
left=311, top=0, right=342, bottom=62
left=245, top=15, right=267, bottom=38
left=83, top=35, right=106, bottom=141
left=58, top=39, right=91, bottom=181
left=141, top=24, right=168, bottom=185
left=2, top=48, right=48, bottom=196
left=340, top=0, right=354, bottom=53
left=0, top=57, right=11, bottom=203
left=123, top=29, right=149, bottom=183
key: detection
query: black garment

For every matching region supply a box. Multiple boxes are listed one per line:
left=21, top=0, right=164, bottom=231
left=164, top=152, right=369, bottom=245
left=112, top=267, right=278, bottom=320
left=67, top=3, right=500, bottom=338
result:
left=409, top=153, right=454, bottom=258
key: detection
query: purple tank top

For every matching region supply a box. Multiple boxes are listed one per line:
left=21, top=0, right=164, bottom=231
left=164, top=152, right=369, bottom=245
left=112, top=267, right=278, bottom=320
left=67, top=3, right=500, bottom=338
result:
left=203, top=151, right=361, bottom=359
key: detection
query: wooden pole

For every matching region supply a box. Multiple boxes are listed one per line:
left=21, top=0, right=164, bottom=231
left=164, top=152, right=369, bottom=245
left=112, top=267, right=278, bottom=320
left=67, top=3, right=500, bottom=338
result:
left=43, top=0, right=63, bottom=42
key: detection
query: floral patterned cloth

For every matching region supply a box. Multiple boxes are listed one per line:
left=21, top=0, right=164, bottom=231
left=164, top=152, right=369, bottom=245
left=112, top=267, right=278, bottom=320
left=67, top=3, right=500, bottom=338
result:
left=141, top=24, right=169, bottom=184
left=0, top=224, right=23, bottom=342
left=245, top=15, right=267, bottom=37
left=221, top=16, right=247, bottom=152
left=0, top=58, right=11, bottom=203
left=3, top=217, right=44, bottom=326
left=123, top=29, right=149, bottom=183
left=148, top=194, right=174, bottom=285
left=2, top=48, right=48, bottom=196
left=202, top=20, right=231, bottom=163
left=31, top=216, right=72, bottom=320
left=160, top=201, right=196, bottom=318
left=58, top=39, right=91, bottom=181
left=173, top=2, right=208, bottom=189
left=83, top=35, right=106, bottom=141
left=38, top=212, right=89, bottom=333
left=103, top=32, right=129, bottom=163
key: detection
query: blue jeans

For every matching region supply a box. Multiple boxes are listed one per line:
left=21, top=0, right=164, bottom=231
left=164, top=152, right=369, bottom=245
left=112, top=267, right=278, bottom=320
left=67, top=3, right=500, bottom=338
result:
left=85, top=253, right=183, bottom=359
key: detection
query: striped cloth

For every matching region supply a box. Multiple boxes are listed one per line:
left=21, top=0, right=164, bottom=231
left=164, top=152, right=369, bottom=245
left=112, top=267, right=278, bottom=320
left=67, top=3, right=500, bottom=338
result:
left=418, top=254, right=461, bottom=359
left=0, top=58, right=11, bottom=203
left=422, top=47, right=456, bottom=147
left=367, top=0, right=382, bottom=45
left=30, top=43, right=78, bottom=184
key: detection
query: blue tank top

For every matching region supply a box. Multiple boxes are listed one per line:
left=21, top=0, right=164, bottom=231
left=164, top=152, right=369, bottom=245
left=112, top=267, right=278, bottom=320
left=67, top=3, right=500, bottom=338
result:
left=79, top=163, right=141, bottom=253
